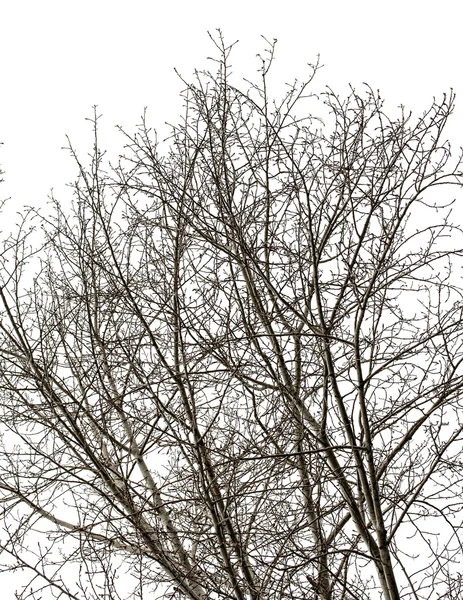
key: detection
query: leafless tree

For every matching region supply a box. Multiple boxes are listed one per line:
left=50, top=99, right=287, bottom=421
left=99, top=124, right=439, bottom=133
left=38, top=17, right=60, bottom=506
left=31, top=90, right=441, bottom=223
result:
left=1, top=35, right=463, bottom=600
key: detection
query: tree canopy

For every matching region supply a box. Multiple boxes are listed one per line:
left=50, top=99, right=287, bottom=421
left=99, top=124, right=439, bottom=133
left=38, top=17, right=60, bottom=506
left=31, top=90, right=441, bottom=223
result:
left=1, top=36, right=463, bottom=600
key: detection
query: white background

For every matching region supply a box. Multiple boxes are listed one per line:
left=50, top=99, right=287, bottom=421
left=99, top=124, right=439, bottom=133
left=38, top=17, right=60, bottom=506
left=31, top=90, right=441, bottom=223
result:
left=0, top=0, right=462, bottom=597
left=1, top=1, right=462, bottom=218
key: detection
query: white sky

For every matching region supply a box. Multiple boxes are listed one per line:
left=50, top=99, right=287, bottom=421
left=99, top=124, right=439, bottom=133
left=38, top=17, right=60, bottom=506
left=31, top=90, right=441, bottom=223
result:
left=0, top=0, right=462, bottom=597
left=1, top=0, right=462, bottom=218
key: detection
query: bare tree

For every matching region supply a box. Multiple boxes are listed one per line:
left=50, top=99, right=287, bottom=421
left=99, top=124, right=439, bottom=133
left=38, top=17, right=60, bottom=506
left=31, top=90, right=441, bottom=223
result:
left=1, top=35, right=463, bottom=600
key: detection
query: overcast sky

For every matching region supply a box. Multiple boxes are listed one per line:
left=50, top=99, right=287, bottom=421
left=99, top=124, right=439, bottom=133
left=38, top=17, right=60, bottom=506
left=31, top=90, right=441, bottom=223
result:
left=0, top=0, right=461, bottom=596
left=1, top=0, right=462, bottom=220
